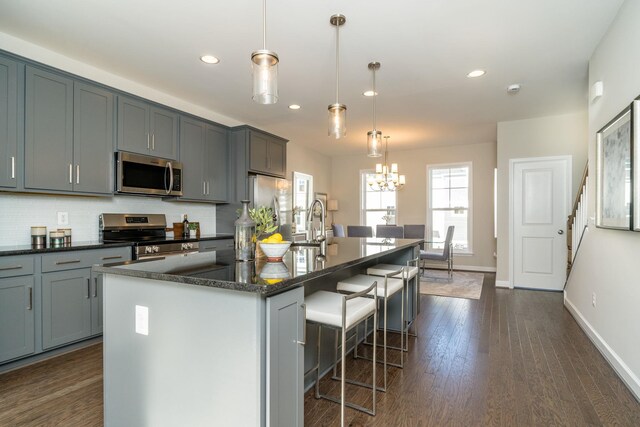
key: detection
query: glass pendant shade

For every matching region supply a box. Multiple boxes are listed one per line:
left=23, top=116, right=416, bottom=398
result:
left=367, top=130, right=383, bottom=157
left=375, top=163, right=383, bottom=173
left=399, top=175, right=406, bottom=185
left=391, top=163, right=398, bottom=174
left=251, top=50, right=279, bottom=104
left=328, top=103, right=347, bottom=138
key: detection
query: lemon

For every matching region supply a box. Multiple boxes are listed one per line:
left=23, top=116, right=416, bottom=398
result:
left=270, top=233, right=283, bottom=242
left=265, top=278, right=283, bottom=284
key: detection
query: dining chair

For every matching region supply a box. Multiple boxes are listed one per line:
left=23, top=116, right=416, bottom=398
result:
left=403, top=224, right=425, bottom=249
left=347, top=225, right=373, bottom=237
left=375, top=225, right=404, bottom=238
left=332, top=224, right=346, bottom=237
left=420, top=225, right=455, bottom=277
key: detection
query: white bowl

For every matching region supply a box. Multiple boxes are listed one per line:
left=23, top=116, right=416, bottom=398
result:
left=259, top=241, right=292, bottom=260
left=259, top=262, right=290, bottom=279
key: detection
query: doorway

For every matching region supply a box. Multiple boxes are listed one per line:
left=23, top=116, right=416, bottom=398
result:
left=510, top=156, right=571, bottom=291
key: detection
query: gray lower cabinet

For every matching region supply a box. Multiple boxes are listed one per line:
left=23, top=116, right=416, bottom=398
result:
left=266, top=287, right=304, bottom=426
left=90, top=270, right=103, bottom=335
left=42, top=268, right=92, bottom=350
left=198, top=239, right=234, bottom=252
left=24, top=66, right=74, bottom=192
left=118, top=95, right=178, bottom=160
left=24, top=66, right=114, bottom=195
left=0, top=276, right=35, bottom=363
left=0, top=57, right=20, bottom=189
left=179, top=116, right=228, bottom=202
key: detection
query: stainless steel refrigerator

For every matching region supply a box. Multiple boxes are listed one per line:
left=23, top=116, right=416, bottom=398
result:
left=249, top=175, right=293, bottom=241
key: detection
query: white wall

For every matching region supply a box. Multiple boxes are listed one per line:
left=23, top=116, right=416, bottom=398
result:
left=565, top=0, right=640, bottom=400
left=330, top=142, right=497, bottom=270
left=496, top=112, right=588, bottom=284
left=0, top=193, right=216, bottom=246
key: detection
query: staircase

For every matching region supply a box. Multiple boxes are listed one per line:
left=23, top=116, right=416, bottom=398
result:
left=566, top=163, right=588, bottom=278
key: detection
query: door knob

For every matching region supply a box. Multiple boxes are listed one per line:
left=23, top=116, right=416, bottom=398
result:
left=558, top=229, right=564, bottom=235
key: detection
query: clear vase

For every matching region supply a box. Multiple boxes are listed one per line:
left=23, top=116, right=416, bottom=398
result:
left=235, top=200, right=256, bottom=261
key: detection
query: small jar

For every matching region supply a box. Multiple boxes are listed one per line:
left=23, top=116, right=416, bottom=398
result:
left=58, top=228, right=72, bottom=246
left=235, top=200, right=256, bottom=261
left=31, top=226, right=47, bottom=248
left=49, top=231, right=65, bottom=248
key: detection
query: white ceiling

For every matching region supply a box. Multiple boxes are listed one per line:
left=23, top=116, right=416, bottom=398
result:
left=0, top=0, right=624, bottom=156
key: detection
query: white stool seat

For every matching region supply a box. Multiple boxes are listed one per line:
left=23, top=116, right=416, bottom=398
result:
left=367, top=264, right=419, bottom=280
left=337, top=274, right=403, bottom=298
left=306, top=290, right=376, bottom=330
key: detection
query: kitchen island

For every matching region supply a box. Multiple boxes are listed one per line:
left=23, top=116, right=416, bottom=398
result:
left=95, top=237, right=421, bottom=427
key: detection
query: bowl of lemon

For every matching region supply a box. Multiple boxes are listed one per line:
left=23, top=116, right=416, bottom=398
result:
left=258, top=233, right=291, bottom=262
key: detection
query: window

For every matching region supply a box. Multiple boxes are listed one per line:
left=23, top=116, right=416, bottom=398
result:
left=427, top=163, right=472, bottom=254
left=292, top=172, right=313, bottom=232
left=360, top=171, right=397, bottom=229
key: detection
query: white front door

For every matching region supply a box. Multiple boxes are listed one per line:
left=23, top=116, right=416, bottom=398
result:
left=511, top=157, right=570, bottom=291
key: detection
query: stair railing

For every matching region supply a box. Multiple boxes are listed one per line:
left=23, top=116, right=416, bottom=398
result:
left=566, top=163, right=588, bottom=278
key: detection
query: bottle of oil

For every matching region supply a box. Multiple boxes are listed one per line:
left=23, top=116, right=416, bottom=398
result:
left=182, top=214, right=189, bottom=238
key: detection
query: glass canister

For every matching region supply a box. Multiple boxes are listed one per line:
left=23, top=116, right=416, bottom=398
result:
left=235, top=200, right=256, bottom=261
left=49, top=231, right=65, bottom=248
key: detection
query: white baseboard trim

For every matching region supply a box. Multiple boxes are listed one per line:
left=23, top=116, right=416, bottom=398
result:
left=422, top=263, right=496, bottom=272
left=495, top=280, right=512, bottom=289
left=564, top=297, right=640, bottom=401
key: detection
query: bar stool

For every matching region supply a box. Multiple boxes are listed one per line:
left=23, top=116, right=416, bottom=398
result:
left=305, top=282, right=378, bottom=426
left=336, top=269, right=404, bottom=391
left=367, top=257, right=421, bottom=348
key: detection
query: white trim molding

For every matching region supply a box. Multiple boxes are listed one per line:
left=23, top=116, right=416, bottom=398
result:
left=564, top=296, right=640, bottom=401
left=495, top=280, right=512, bottom=289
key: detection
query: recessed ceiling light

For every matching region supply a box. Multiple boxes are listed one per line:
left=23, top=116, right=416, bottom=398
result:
left=467, top=69, right=486, bottom=78
left=288, top=104, right=301, bottom=110
left=363, top=90, right=378, bottom=97
left=200, top=55, right=220, bottom=64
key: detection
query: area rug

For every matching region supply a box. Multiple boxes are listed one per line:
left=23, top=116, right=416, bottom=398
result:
left=420, top=270, right=484, bottom=300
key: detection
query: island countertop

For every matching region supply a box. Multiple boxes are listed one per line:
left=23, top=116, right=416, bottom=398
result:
left=93, top=237, right=422, bottom=297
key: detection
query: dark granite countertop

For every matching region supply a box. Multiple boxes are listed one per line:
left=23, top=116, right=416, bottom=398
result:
left=0, top=240, right=134, bottom=256
left=0, top=233, right=234, bottom=256
left=93, top=237, right=422, bottom=297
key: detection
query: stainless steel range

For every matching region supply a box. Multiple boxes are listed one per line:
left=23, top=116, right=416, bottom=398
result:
left=99, top=213, right=199, bottom=260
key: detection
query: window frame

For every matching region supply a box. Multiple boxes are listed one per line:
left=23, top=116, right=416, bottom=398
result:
left=426, top=162, right=473, bottom=255
left=292, top=171, right=313, bottom=233
left=359, top=169, right=399, bottom=227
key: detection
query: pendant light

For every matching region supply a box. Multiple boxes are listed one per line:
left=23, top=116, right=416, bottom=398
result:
left=251, top=0, right=278, bottom=104
left=328, top=14, right=346, bottom=138
left=367, top=62, right=382, bottom=157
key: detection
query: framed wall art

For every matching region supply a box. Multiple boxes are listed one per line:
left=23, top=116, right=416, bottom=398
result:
left=634, top=99, right=640, bottom=231
left=596, top=106, right=632, bottom=230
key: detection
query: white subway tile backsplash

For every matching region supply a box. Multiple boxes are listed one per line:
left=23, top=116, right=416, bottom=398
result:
left=0, top=193, right=216, bottom=246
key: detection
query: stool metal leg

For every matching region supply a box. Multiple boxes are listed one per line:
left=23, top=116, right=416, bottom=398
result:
left=315, top=324, right=322, bottom=399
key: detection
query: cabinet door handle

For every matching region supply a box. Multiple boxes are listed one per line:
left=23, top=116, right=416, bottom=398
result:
left=295, top=303, right=306, bottom=345
left=206, top=182, right=210, bottom=195
left=87, top=278, right=91, bottom=299
left=55, top=259, right=81, bottom=265
left=203, top=181, right=206, bottom=195
left=69, top=164, right=73, bottom=183
left=27, top=287, right=32, bottom=310
left=0, top=265, right=22, bottom=271
left=11, top=156, right=15, bottom=179
left=94, top=277, right=98, bottom=298
left=152, top=134, right=155, bottom=150
left=76, top=165, right=80, bottom=184
left=147, top=133, right=150, bottom=149
left=101, top=255, right=123, bottom=261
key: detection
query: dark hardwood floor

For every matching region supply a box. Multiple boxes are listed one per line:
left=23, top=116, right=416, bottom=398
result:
left=1, top=273, right=639, bottom=426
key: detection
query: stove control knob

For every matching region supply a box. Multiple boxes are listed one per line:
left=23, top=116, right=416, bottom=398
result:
left=152, top=246, right=160, bottom=253
left=145, top=246, right=153, bottom=254
left=181, top=243, right=193, bottom=250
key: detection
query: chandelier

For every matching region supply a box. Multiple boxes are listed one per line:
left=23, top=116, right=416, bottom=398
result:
left=368, top=136, right=406, bottom=191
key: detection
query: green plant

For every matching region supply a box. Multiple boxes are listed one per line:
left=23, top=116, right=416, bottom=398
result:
left=249, top=206, right=278, bottom=238
left=188, top=223, right=198, bottom=230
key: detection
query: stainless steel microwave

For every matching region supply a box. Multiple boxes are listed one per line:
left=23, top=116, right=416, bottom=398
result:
left=115, top=152, right=183, bottom=196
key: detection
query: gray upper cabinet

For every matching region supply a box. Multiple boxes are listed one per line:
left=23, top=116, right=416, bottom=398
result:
left=178, top=116, right=228, bottom=202
left=0, top=57, right=20, bottom=189
left=179, top=117, right=206, bottom=200
left=24, top=66, right=74, bottom=192
left=117, top=95, right=178, bottom=160
left=24, top=66, right=113, bottom=195
left=73, top=82, right=114, bottom=194
left=0, top=276, right=35, bottom=363
left=206, top=124, right=228, bottom=202
left=248, top=130, right=287, bottom=177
